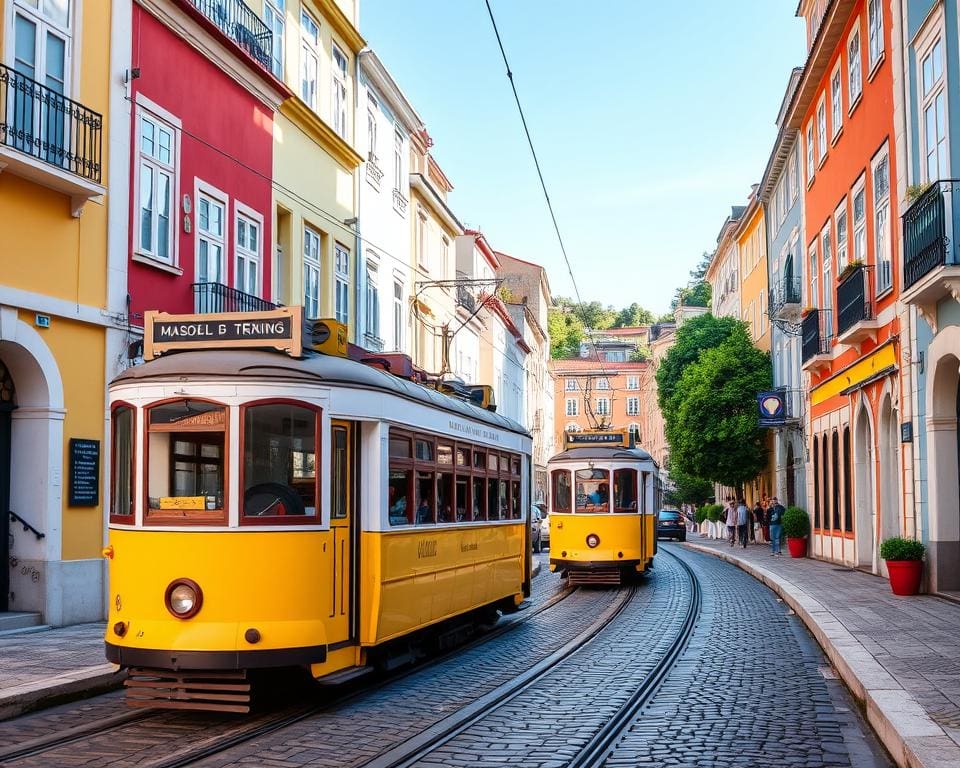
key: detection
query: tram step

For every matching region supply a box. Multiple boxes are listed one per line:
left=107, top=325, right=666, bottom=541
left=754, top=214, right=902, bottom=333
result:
left=315, top=665, right=374, bottom=686
left=567, top=569, right=623, bottom=586
left=124, top=668, right=251, bottom=713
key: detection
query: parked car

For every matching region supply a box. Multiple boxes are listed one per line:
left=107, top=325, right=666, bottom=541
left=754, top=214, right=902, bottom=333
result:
left=531, top=505, right=543, bottom=553
left=537, top=504, right=550, bottom=549
left=657, top=509, right=686, bottom=542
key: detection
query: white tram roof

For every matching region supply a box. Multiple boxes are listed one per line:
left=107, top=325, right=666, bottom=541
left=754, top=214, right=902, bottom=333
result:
left=113, top=349, right=530, bottom=437
left=548, top=446, right=656, bottom=465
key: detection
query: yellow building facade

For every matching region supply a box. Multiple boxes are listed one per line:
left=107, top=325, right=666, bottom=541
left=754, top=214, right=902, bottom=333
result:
left=735, top=191, right=771, bottom=351
left=0, top=0, right=127, bottom=624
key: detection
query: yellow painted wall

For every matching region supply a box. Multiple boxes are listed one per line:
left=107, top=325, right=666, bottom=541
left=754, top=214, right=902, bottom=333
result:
left=737, top=205, right=770, bottom=352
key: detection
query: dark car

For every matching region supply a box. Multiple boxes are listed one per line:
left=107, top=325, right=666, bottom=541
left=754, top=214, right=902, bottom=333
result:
left=531, top=505, right=543, bottom=553
left=657, top=509, right=686, bottom=542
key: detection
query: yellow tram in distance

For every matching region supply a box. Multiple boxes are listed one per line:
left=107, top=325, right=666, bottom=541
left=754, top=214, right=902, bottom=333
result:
left=547, top=429, right=661, bottom=585
left=103, top=308, right=533, bottom=711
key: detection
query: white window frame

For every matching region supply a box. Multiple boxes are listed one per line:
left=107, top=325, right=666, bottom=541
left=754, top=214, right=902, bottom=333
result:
left=820, top=224, right=833, bottom=337
left=806, top=121, right=815, bottom=186
left=626, top=397, right=639, bottom=416
left=867, top=0, right=884, bottom=72
left=365, top=258, right=380, bottom=340
left=834, top=198, right=848, bottom=268
left=852, top=175, right=867, bottom=265
left=9, top=0, right=72, bottom=96
left=565, top=398, right=579, bottom=417
left=872, top=146, right=892, bottom=295
left=367, top=93, right=378, bottom=162
left=394, top=127, right=403, bottom=191
left=830, top=62, right=843, bottom=141
left=595, top=397, right=611, bottom=417
left=392, top=278, right=404, bottom=352
left=195, top=179, right=229, bottom=285
left=596, top=377, right=610, bottom=391
left=300, top=9, right=320, bottom=111
left=790, top=144, right=800, bottom=203
left=263, top=0, right=285, bottom=79
left=917, top=16, right=949, bottom=184
left=627, top=376, right=639, bottom=390
left=334, top=242, right=350, bottom=325
left=848, top=24, right=863, bottom=111
left=566, top=423, right=581, bottom=433
left=816, top=95, right=827, bottom=165
left=303, top=224, right=322, bottom=319
left=416, top=209, right=428, bottom=270
left=808, top=240, right=819, bottom=310
left=133, top=97, right=181, bottom=268
left=565, top=378, right=577, bottom=391
left=331, top=43, right=348, bottom=139
left=234, top=201, right=263, bottom=298
left=628, top=423, right=641, bottom=442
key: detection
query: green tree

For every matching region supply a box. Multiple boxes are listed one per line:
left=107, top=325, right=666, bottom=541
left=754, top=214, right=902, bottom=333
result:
left=547, top=306, right=584, bottom=358
left=612, top=302, right=655, bottom=328
left=666, top=330, right=772, bottom=488
left=664, top=469, right=714, bottom=507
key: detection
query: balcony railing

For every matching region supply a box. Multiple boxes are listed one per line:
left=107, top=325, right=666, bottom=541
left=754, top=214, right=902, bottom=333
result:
left=456, top=283, right=477, bottom=312
left=769, top=277, right=803, bottom=320
left=365, top=158, right=384, bottom=189
left=836, top=264, right=875, bottom=337
left=0, top=64, right=102, bottom=183
left=192, top=282, right=278, bottom=314
left=903, top=179, right=959, bottom=289
left=363, top=332, right=385, bottom=352
left=801, top=310, right=831, bottom=363
left=189, top=0, right=272, bottom=70
left=392, top=188, right=408, bottom=214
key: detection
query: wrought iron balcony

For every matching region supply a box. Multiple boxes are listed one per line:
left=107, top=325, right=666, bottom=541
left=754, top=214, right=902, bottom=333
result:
left=363, top=332, right=385, bottom=352
left=801, top=309, right=832, bottom=373
left=769, top=277, right=803, bottom=321
left=392, top=188, right=408, bottom=214
left=835, top=264, right=880, bottom=346
left=456, top=283, right=477, bottom=312
left=189, top=0, right=272, bottom=70
left=192, top=282, right=278, bottom=314
left=365, top=158, right=384, bottom=189
left=0, top=64, right=104, bottom=213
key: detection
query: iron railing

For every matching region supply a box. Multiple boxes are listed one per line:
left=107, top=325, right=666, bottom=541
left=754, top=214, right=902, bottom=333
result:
left=0, top=64, right=102, bottom=183
left=192, top=282, right=278, bottom=314
left=9, top=511, right=45, bottom=540
left=903, top=179, right=958, bottom=289
left=363, top=332, right=385, bottom=352
left=189, top=0, right=272, bottom=70
left=801, top=310, right=831, bottom=363
left=456, top=283, right=476, bottom=312
left=836, top=264, right=875, bottom=336
left=769, top=276, right=802, bottom=317
left=392, top=188, right=408, bottom=214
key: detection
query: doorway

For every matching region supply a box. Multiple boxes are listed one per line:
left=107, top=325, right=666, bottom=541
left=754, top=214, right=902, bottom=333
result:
left=0, top=358, right=16, bottom=612
left=854, top=405, right=875, bottom=569
left=785, top=442, right=796, bottom=507
left=329, top=420, right=357, bottom=647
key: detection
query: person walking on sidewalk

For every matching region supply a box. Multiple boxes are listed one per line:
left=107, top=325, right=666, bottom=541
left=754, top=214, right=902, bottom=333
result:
left=752, top=499, right=765, bottom=544
left=768, top=497, right=786, bottom=556
left=725, top=498, right=738, bottom=546
left=736, top=498, right=750, bottom=548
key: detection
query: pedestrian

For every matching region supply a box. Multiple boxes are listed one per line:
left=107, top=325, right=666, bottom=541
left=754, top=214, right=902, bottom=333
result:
left=752, top=499, right=765, bottom=544
left=736, top=498, right=750, bottom=548
left=768, top=496, right=786, bottom=556
left=725, top=497, right=738, bottom=546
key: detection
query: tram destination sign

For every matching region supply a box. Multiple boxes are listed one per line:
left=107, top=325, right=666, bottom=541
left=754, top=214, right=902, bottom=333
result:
left=144, top=308, right=303, bottom=360
left=564, top=430, right=629, bottom=448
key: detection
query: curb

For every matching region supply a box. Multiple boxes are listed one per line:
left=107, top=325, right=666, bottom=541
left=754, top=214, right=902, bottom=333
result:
left=0, top=664, right=126, bottom=721
left=684, top=541, right=960, bottom=768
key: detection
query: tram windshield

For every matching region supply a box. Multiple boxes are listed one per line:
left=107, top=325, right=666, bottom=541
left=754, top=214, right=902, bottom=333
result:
left=613, top=468, right=638, bottom=512
left=575, top=468, right=610, bottom=513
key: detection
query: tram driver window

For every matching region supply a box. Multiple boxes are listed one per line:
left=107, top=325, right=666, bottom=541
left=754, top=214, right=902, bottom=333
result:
left=613, top=469, right=638, bottom=512
left=552, top=470, right=571, bottom=513
left=111, top=404, right=134, bottom=521
left=575, top=469, right=610, bottom=513
left=242, top=402, right=319, bottom=519
left=146, top=400, right=226, bottom=520
left=388, top=434, right=413, bottom=526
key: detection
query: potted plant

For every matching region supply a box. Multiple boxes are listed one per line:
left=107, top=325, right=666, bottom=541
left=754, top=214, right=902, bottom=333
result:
left=782, top=506, right=810, bottom=558
left=705, top=504, right=724, bottom=539
left=838, top=259, right=865, bottom=283
left=880, top=537, right=925, bottom=596
left=800, top=306, right=817, bottom=318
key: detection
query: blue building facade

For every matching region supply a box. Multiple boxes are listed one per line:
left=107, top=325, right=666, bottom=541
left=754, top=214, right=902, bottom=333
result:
left=899, top=0, right=960, bottom=591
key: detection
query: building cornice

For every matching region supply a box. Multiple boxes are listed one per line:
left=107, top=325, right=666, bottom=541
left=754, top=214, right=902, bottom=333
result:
left=359, top=50, right=424, bottom=135
left=280, top=97, right=364, bottom=170
left=410, top=173, right=463, bottom=234
left=313, top=0, right=365, bottom=54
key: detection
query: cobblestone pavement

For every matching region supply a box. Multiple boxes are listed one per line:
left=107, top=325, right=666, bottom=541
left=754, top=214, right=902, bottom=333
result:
left=603, top=544, right=892, bottom=768
left=0, top=623, right=108, bottom=693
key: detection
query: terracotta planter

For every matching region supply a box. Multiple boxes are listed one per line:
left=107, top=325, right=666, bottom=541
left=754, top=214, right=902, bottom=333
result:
left=786, top=537, right=807, bottom=558
left=886, top=560, right=923, bottom=596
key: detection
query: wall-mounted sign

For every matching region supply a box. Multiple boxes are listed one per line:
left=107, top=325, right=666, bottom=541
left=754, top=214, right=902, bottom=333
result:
left=564, top=430, right=629, bottom=448
left=143, top=307, right=303, bottom=360
left=901, top=421, right=913, bottom=443
left=757, top=391, right=786, bottom=427
left=69, top=438, right=100, bottom=507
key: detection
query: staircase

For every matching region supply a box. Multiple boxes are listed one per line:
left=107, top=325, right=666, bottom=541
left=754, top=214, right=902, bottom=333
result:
left=0, top=612, right=44, bottom=634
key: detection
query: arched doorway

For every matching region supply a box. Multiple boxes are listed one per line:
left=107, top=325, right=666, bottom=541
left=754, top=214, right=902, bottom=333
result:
left=878, top=394, right=900, bottom=546
left=785, top=442, right=796, bottom=507
left=0, top=357, right=15, bottom=611
left=854, top=404, right=875, bottom=568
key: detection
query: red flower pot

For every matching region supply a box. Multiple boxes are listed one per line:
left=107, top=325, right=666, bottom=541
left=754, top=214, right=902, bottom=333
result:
left=786, top=537, right=807, bottom=558
left=886, top=560, right=923, bottom=596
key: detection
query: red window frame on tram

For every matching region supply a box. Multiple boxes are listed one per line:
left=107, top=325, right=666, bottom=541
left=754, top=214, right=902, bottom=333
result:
left=613, top=468, right=639, bottom=513
left=551, top=469, right=572, bottom=513
left=238, top=398, right=322, bottom=526
left=109, top=401, right=136, bottom=524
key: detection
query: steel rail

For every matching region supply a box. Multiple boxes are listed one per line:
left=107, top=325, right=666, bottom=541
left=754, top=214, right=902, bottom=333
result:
left=0, top=708, right=153, bottom=762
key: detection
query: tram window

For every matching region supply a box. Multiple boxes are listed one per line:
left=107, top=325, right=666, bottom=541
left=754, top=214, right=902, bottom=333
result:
left=415, top=439, right=433, bottom=462
left=388, top=469, right=412, bottom=525
left=487, top=453, right=498, bottom=472
left=613, top=469, right=638, bottom=512
left=146, top=400, right=226, bottom=519
left=242, top=403, right=318, bottom=519
left=472, top=477, right=486, bottom=520
left=500, top=455, right=510, bottom=473
left=511, top=457, right=521, bottom=476
left=415, top=471, right=435, bottom=524
left=473, top=450, right=486, bottom=470
left=437, top=444, right=453, bottom=466
left=511, top=480, right=521, bottom=519
left=487, top=478, right=499, bottom=520
left=389, top=435, right=411, bottom=459
left=330, top=425, right=348, bottom=520
left=552, top=470, right=571, bottom=513
left=499, top=479, right=509, bottom=519
left=437, top=471, right=454, bottom=522
left=456, top=477, right=469, bottom=522
left=111, top=405, right=134, bottom=520
left=456, top=447, right=468, bottom=468
left=575, top=469, right=610, bottom=513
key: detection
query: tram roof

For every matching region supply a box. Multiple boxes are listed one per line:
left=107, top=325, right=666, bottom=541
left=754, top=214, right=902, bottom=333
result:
left=548, top=446, right=656, bottom=464
left=113, top=350, right=530, bottom=437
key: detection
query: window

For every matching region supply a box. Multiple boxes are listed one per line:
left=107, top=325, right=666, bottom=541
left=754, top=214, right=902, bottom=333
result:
left=300, top=10, right=319, bottom=110
left=813, top=436, right=820, bottom=530
left=575, top=468, right=610, bottom=513
left=835, top=199, right=848, bottom=268
left=552, top=470, right=571, bottom=513
left=778, top=178, right=787, bottom=226
left=867, top=0, right=883, bottom=70
left=831, top=65, right=843, bottom=139
left=366, top=261, right=380, bottom=341
left=335, top=243, right=350, bottom=325
left=303, top=226, right=321, bottom=319
left=848, top=26, right=863, bottom=106
left=331, top=425, right=348, bottom=520
left=393, top=280, right=404, bottom=351
left=789, top=144, right=800, bottom=203
left=627, top=376, right=639, bottom=390
left=832, top=430, right=841, bottom=531
left=394, top=128, right=403, bottom=190
left=595, top=398, right=610, bottom=416
left=920, top=36, right=948, bottom=182
left=809, top=241, right=819, bottom=309
left=821, top=226, right=833, bottom=337
left=137, top=111, right=176, bottom=263
left=417, top=210, right=427, bottom=268
left=196, top=187, right=226, bottom=284
left=596, top=377, right=610, bottom=390
left=613, top=468, right=637, bottom=512
left=242, top=402, right=319, bottom=521
left=843, top=427, right=853, bottom=532
left=628, top=423, right=641, bottom=444
left=873, top=148, right=891, bottom=294
left=235, top=208, right=261, bottom=297
left=332, top=44, right=348, bottom=139
left=146, top=400, right=226, bottom=522
left=806, top=121, right=815, bottom=184
left=565, top=378, right=577, bottom=391
left=264, top=0, right=285, bottom=78
left=565, top=398, right=579, bottom=417
left=441, top=236, right=450, bottom=279
left=852, top=178, right=866, bottom=265
left=816, top=96, right=827, bottom=162
left=627, top=397, right=639, bottom=416
left=110, top=404, right=134, bottom=521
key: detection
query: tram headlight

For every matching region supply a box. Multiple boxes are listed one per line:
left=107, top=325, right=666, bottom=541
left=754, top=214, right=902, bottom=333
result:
left=165, top=578, right=203, bottom=619
left=586, top=533, right=600, bottom=549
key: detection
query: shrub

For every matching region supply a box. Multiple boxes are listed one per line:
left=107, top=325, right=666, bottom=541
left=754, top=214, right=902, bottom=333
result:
left=782, top=506, right=810, bottom=539
left=879, top=537, right=925, bottom=561
left=695, top=506, right=709, bottom=524
left=705, top=504, right=724, bottom=523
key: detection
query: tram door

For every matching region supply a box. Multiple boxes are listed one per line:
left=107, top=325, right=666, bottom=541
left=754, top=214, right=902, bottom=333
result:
left=329, top=421, right=354, bottom=645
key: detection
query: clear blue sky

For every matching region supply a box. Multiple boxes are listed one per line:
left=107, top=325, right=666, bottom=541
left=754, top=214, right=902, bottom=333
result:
left=361, top=1, right=806, bottom=315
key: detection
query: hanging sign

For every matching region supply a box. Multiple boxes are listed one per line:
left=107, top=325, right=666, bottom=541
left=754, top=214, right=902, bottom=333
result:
left=143, top=307, right=303, bottom=360
left=68, top=438, right=100, bottom=507
left=757, top=391, right=786, bottom=427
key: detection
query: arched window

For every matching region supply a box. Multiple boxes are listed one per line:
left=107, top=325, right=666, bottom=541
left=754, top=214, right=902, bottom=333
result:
left=812, top=436, right=820, bottom=530
left=832, top=431, right=841, bottom=531
left=843, top=427, right=853, bottom=532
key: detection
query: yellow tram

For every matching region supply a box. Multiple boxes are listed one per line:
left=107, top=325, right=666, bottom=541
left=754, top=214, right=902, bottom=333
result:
left=103, top=308, right=533, bottom=711
left=547, top=430, right=660, bottom=585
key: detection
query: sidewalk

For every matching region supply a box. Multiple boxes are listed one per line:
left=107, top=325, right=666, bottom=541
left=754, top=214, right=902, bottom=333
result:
left=0, top=623, right=122, bottom=720
left=685, top=537, right=960, bottom=768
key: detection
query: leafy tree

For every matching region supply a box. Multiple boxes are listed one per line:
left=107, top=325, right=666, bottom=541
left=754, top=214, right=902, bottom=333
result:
left=612, top=302, right=655, bottom=328
left=547, top=306, right=584, bottom=359
left=664, top=469, right=714, bottom=507
left=655, top=312, right=675, bottom=324
left=666, top=329, right=772, bottom=488
left=671, top=251, right=714, bottom=310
